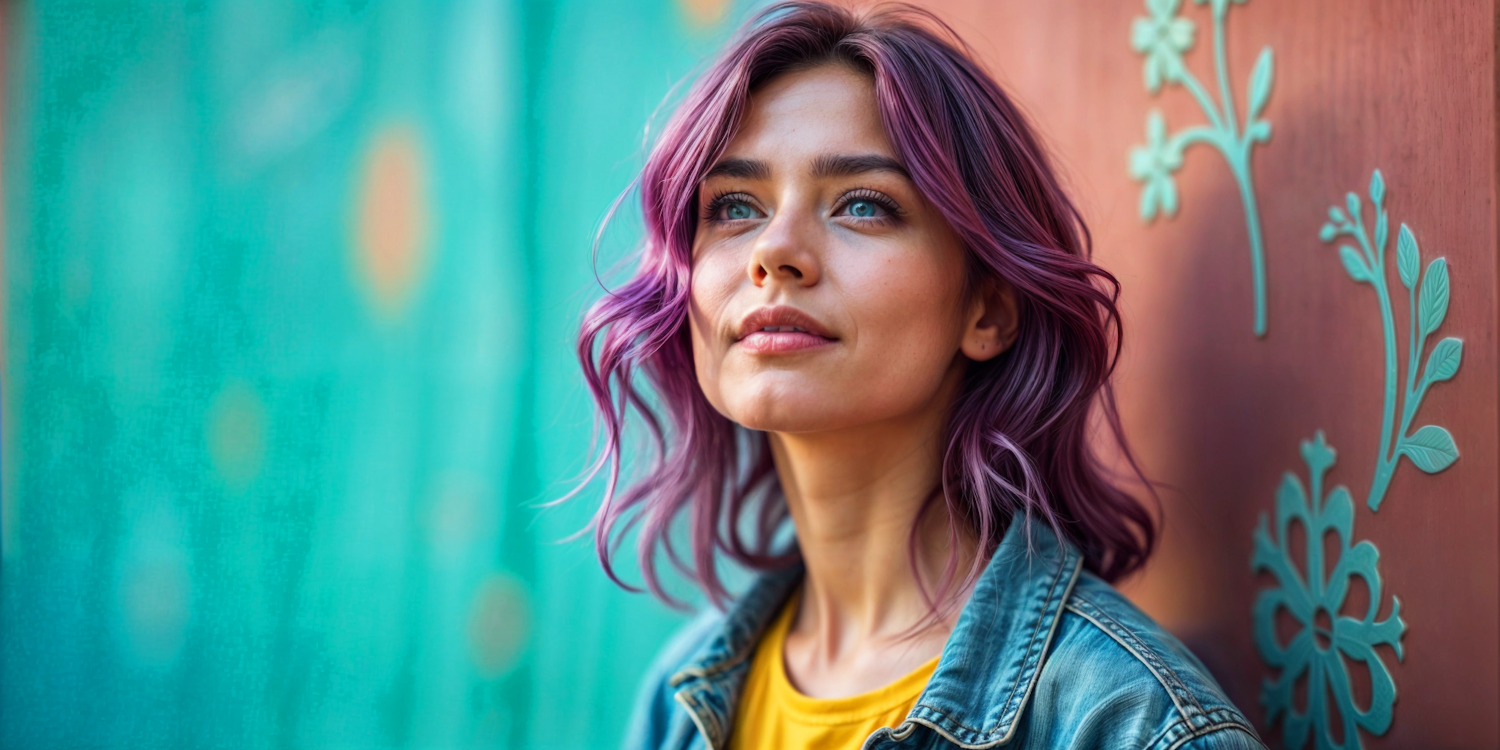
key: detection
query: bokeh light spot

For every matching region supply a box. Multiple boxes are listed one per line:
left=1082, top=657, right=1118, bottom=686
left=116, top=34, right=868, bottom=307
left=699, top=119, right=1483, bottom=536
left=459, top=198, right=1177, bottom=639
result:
left=677, top=0, right=732, bottom=28
left=113, top=494, right=192, bottom=669
left=119, top=552, right=191, bottom=668
left=353, top=125, right=430, bottom=315
left=426, top=474, right=494, bottom=565
left=467, top=572, right=530, bottom=678
left=206, top=380, right=267, bottom=489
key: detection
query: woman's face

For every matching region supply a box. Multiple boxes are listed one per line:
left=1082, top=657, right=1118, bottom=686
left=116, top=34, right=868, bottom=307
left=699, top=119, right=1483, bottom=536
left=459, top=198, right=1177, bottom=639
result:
left=688, top=63, right=1007, bottom=434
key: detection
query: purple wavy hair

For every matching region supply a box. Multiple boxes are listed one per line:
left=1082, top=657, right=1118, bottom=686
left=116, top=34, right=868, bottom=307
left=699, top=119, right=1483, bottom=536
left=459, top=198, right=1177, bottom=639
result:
left=575, top=1, right=1157, bottom=610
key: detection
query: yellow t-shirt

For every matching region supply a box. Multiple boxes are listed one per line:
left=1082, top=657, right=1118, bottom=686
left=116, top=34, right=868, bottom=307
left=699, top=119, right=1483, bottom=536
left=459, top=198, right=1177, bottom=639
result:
left=730, top=591, right=939, bottom=750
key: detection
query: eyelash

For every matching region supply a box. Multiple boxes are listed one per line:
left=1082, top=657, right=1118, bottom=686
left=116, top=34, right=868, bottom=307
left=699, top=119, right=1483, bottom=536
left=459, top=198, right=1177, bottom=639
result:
left=700, top=189, right=904, bottom=224
left=832, top=189, right=902, bottom=223
left=701, top=191, right=757, bottom=223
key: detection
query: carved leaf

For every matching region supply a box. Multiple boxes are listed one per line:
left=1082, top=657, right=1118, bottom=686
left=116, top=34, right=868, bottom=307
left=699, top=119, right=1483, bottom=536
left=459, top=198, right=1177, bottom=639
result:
left=1369, top=169, right=1386, bottom=207
left=1396, top=224, right=1419, bottom=290
left=1339, top=245, right=1370, bottom=283
left=1402, top=425, right=1459, bottom=473
left=1419, top=257, right=1450, bottom=335
left=1424, top=337, right=1463, bottom=384
left=1247, top=47, right=1274, bottom=119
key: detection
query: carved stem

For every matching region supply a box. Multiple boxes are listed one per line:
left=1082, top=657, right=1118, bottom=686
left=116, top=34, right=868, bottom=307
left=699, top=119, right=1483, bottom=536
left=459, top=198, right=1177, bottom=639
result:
left=1396, top=280, right=1431, bottom=467
left=1354, top=219, right=1400, bottom=511
left=1212, top=9, right=1239, bottom=139
left=1231, top=157, right=1267, bottom=337
left=1178, top=69, right=1226, bottom=133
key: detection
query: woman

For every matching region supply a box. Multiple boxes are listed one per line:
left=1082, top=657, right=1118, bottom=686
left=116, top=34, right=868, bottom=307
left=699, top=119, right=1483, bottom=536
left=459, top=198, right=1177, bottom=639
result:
left=576, top=3, right=1263, bottom=749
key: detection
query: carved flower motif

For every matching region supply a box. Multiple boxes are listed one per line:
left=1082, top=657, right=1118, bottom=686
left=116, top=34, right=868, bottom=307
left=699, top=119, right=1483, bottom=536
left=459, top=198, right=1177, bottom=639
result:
left=1129, top=111, right=1182, bottom=221
left=1252, top=431, right=1407, bottom=750
left=1131, top=0, right=1195, bottom=93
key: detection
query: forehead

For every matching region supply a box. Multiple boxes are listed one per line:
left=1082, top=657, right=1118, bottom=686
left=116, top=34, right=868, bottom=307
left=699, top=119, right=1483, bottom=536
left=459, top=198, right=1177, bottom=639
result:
left=721, top=63, right=893, bottom=162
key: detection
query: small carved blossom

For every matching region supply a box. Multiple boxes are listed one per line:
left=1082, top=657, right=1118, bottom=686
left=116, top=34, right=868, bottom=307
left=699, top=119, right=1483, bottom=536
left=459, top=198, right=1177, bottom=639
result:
left=1129, top=111, right=1182, bottom=221
left=1132, top=0, right=1196, bottom=93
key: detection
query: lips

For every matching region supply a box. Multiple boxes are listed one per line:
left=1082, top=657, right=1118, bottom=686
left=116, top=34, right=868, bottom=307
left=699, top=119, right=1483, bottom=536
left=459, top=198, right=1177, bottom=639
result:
left=735, top=305, right=837, bottom=354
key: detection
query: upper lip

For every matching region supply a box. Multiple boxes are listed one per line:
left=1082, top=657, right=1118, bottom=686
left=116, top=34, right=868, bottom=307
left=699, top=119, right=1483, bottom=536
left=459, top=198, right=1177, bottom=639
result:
left=735, top=305, right=836, bottom=341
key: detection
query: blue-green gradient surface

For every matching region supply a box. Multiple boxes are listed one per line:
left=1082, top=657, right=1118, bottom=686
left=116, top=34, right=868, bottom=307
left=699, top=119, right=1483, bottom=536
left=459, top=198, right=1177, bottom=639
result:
left=1, top=1, right=749, bottom=747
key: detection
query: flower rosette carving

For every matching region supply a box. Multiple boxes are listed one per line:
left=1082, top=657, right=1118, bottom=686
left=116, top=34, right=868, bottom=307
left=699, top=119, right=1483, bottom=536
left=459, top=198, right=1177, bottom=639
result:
left=1252, top=431, right=1405, bottom=750
left=1129, top=111, right=1183, bottom=220
left=1132, top=0, right=1195, bottom=93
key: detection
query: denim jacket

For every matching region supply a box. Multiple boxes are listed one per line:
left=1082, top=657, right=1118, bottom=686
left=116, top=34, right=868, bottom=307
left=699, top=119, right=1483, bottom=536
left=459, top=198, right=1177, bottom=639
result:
left=621, top=519, right=1266, bottom=750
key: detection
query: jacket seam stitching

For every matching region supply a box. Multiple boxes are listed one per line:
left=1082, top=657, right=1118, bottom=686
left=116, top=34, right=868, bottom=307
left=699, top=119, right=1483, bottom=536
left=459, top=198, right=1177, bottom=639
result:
left=991, top=552, right=1083, bottom=744
left=903, top=552, right=1082, bottom=747
left=1161, top=721, right=1264, bottom=750
left=902, top=714, right=1008, bottom=750
left=671, top=647, right=751, bottom=684
left=911, top=702, right=990, bottom=736
left=1144, top=717, right=1191, bottom=750
left=1062, top=598, right=1197, bottom=724
left=991, top=548, right=1077, bottom=734
left=672, top=687, right=722, bottom=750
left=1068, top=593, right=1206, bottom=718
left=669, top=570, right=803, bottom=687
left=1143, top=714, right=1254, bottom=750
left=668, top=618, right=774, bottom=686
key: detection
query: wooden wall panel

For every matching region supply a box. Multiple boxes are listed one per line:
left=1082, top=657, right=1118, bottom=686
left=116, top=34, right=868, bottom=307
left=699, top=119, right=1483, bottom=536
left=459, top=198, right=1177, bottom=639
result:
left=919, top=1, right=1499, bottom=747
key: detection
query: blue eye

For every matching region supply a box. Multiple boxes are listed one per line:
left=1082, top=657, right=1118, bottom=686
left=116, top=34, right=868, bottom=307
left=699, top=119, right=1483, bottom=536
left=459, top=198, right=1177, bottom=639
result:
left=704, top=193, right=760, bottom=222
left=837, top=192, right=896, bottom=220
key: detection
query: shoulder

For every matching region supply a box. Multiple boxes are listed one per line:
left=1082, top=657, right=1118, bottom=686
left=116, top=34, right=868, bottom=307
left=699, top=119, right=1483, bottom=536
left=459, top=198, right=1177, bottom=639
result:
left=1020, top=571, right=1266, bottom=750
left=620, top=607, right=726, bottom=750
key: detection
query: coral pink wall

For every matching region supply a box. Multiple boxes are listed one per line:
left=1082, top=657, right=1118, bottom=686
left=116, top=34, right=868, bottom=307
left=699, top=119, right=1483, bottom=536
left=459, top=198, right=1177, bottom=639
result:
left=918, top=1, right=1499, bottom=746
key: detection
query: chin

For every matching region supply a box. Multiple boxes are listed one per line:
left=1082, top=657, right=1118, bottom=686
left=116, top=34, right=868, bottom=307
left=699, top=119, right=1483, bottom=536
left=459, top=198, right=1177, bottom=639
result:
left=719, top=389, right=850, bottom=433
left=730, top=408, right=831, bottom=433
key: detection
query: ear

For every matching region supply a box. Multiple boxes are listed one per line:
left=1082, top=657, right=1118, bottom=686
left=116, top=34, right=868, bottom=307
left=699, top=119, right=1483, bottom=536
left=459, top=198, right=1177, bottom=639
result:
left=959, top=280, right=1020, bottom=362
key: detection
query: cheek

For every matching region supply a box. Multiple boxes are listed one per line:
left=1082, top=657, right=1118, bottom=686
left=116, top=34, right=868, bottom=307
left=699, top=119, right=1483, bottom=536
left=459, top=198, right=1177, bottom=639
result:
left=687, top=250, right=743, bottom=412
left=822, top=244, right=970, bottom=417
left=847, top=248, right=967, bottom=360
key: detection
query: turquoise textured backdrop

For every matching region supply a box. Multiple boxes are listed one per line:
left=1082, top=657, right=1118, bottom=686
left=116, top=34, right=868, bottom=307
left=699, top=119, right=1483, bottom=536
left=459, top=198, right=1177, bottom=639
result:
left=0, top=1, right=750, bottom=748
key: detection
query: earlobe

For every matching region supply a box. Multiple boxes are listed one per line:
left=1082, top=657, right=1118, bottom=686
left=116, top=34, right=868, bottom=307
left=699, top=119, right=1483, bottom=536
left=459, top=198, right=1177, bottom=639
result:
left=961, top=331, right=1005, bottom=363
left=959, top=281, right=1019, bottom=362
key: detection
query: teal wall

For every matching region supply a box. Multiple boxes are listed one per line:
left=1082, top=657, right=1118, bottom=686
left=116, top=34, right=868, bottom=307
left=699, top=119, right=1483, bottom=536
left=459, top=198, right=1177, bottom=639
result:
left=0, top=1, right=749, bottom=747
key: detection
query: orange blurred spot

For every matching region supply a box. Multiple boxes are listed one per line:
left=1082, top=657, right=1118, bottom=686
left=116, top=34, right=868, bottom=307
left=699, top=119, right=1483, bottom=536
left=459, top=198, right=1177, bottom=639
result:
left=206, top=380, right=266, bottom=489
left=467, top=572, right=530, bottom=678
left=677, top=0, right=732, bottom=28
left=120, top=554, right=191, bottom=666
left=354, top=125, right=430, bottom=314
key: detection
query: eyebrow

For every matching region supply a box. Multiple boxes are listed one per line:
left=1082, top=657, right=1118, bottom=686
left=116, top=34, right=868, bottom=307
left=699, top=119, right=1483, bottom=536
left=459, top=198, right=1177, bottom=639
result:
left=810, top=153, right=910, bottom=179
left=701, top=153, right=910, bottom=182
left=703, top=157, right=771, bottom=181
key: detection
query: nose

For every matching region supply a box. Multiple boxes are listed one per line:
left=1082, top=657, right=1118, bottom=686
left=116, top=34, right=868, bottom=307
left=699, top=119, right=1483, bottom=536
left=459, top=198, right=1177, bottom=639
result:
left=747, top=206, right=821, bottom=288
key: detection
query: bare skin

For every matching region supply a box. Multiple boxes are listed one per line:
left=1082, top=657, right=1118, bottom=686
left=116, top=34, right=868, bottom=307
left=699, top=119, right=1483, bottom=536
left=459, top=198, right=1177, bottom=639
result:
left=688, top=62, right=1021, bottom=699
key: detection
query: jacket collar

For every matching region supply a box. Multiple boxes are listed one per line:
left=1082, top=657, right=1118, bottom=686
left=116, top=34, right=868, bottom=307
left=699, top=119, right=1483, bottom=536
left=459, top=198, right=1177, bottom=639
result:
left=668, top=517, right=1084, bottom=749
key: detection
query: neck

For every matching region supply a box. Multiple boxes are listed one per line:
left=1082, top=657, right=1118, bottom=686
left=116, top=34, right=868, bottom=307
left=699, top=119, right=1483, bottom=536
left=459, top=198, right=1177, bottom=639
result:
left=768, top=372, right=979, bottom=660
